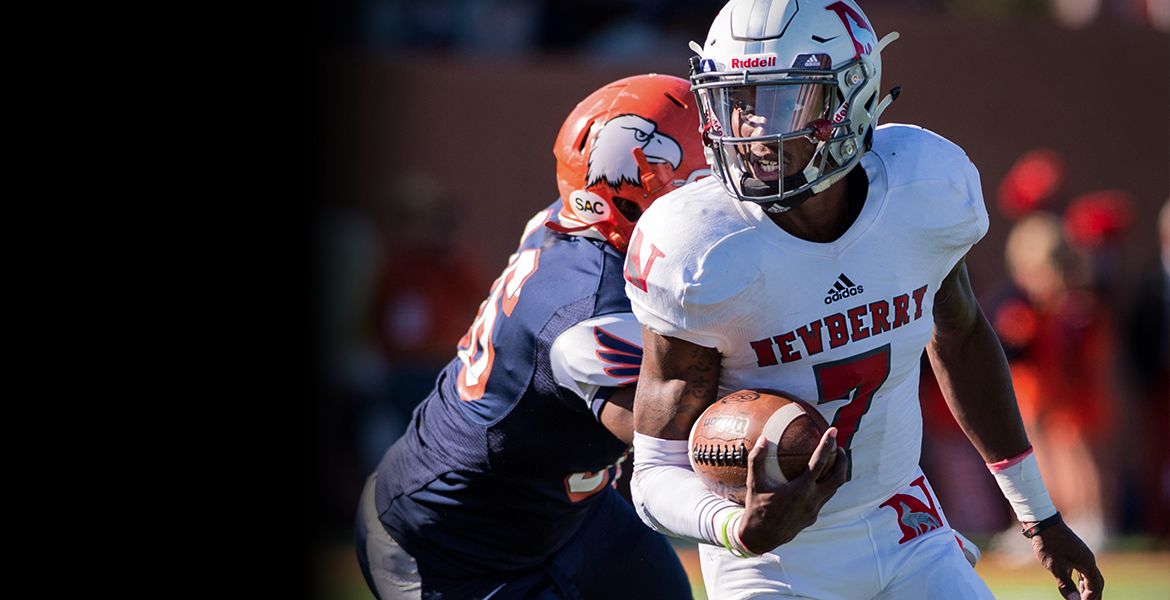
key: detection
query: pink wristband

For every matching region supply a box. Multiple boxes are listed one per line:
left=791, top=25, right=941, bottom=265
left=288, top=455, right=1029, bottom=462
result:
left=986, top=446, right=1032, bottom=473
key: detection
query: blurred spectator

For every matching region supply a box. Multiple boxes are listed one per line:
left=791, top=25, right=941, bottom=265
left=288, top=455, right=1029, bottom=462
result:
left=316, top=174, right=486, bottom=525
left=944, top=0, right=1166, bottom=28
left=370, top=175, right=483, bottom=365
left=1052, top=0, right=1103, bottom=28
left=1151, top=0, right=1170, bottom=29
left=996, top=148, right=1064, bottom=220
left=1063, top=191, right=1133, bottom=246
left=1122, top=199, right=1170, bottom=537
left=1064, top=190, right=1134, bottom=307
left=985, top=212, right=1118, bottom=555
left=358, top=173, right=486, bottom=471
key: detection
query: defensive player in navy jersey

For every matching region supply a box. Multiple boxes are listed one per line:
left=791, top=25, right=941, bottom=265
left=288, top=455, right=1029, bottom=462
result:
left=354, top=74, right=712, bottom=599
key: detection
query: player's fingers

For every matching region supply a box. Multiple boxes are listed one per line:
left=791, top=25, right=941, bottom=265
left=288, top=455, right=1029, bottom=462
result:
left=1076, top=560, right=1104, bottom=599
left=806, top=427, right=838, bottom=479
left=746, top=433, right=770, bottom=490
left=823, top=447, right=848, bottom=487
left=1051, top=565, right=1078, bottom=600
left=811, top=448, right=848, bottom=508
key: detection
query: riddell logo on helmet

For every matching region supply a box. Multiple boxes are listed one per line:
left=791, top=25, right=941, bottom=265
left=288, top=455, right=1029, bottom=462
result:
left=831, top=101, right=850, bottom=124
left=729, top=54, right=777, bottom=69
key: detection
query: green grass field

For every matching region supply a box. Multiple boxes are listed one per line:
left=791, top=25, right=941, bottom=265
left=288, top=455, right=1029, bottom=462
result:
left=319, top=538, right=1169, bottom=599
left=971, top=551, right=1170, bottom=600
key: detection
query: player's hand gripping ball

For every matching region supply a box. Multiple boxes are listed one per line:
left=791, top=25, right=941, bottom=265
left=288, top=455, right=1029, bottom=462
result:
left=688, top=389, right=835, bottom=504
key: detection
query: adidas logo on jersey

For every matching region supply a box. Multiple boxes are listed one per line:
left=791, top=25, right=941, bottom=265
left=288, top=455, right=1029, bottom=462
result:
left=824, top=273, right=863, bottom=304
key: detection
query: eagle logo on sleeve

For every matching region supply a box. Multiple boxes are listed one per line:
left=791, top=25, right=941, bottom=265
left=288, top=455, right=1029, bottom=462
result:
left=594, top=325, right=643, bottom=385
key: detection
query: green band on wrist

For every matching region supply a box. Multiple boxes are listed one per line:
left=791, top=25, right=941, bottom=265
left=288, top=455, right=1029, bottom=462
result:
left=719, top=509, right=736, bottom=553
left=720, top=509, right=751, bottom=558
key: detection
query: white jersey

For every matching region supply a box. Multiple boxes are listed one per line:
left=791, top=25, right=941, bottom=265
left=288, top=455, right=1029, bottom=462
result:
left=625, top=124, right=989, bottom=515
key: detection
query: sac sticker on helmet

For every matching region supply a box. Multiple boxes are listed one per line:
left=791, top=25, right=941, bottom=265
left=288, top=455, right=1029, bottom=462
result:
left=568, top=190, right=612, bottom=225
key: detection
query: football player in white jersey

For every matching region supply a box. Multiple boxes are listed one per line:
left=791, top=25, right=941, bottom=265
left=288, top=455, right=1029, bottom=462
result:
left=622, top=1, right=1104, bottom=599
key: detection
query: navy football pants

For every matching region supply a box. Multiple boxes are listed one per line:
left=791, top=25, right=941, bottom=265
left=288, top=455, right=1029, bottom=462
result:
left=355, top=475, right=692, bottom=599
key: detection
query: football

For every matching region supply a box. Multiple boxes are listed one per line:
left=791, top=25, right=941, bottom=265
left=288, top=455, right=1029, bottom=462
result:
left=688, top=389, right=833, bottom=504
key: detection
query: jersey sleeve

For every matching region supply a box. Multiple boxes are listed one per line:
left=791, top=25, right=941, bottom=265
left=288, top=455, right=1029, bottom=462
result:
left=549, top=313, right=643, bottom=420
left=927, top=148, right=989, bottom=277
left=876, top=124, right=990, bottom=276
left=954, top=155, right=990, bottom=257
left=623, top=194, right=763, bottom=353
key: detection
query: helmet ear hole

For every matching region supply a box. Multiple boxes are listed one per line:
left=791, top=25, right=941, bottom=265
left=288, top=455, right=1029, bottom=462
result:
left=663, top=91, right=687, bottom=109
left=575, top=119, right=594, bottom=154
left=613, top=196, right=644, bottom=222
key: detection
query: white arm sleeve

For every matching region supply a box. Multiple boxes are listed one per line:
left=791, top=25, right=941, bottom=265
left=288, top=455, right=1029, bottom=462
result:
left=550, top=313, right=643, bottom=420
left=631, top=432, right=742, bottom=547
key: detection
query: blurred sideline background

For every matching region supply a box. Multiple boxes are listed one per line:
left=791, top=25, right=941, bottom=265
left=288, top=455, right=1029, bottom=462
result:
left=312, top=0, right=1169, bottom=597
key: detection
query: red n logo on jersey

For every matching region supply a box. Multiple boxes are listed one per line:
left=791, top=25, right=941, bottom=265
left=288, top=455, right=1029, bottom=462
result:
left=624, top=229, right=665, bottom=292
left=880, top=475, right=944, bottom=544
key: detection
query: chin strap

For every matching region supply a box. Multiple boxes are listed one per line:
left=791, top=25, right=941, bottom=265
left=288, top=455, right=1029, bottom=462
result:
left=745, top=172, right=818, bottom=214
left=546, top=208, right=626, bottom=250
left=808, top=152, right=863, bottom=195
left=544, top=220, right=592, bottom=234
left=632, top=147, right=666, bottom=195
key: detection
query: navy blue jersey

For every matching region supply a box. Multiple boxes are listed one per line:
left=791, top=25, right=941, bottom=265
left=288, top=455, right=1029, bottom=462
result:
left=374, top=202, right=644, bottom=578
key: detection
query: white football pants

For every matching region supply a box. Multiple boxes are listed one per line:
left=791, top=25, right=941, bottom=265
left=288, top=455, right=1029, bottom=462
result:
left=699, top=469, right=993, bottom=600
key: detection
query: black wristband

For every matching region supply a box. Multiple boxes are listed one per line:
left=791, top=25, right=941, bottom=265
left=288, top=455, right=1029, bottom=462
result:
left=1021, top=511, right=1062, bottom=538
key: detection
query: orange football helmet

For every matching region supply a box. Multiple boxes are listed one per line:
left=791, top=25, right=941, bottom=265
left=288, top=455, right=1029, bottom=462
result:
left=551, top=74, right=709, bottom=252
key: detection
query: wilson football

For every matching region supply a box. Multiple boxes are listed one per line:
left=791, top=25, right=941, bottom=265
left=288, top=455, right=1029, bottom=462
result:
left=688, top=389, right=833, bottom=504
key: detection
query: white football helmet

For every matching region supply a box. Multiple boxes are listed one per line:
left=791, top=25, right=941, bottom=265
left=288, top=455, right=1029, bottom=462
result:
left=690, top=0, right=900, bottom=212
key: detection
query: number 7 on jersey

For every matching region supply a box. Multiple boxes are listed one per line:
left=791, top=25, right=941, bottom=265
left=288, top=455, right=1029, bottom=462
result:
left=812, top=344, right=891, bottom=479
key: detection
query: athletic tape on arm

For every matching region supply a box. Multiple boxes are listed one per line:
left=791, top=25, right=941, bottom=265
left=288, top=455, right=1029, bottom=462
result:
left=632, top=432, right=743, bottom=548
left=987, top=447, right=1057, bottom=523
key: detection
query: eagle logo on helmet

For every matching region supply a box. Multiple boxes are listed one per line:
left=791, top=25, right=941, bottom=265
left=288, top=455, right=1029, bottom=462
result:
left=586, top=115, right=683, bottom=190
